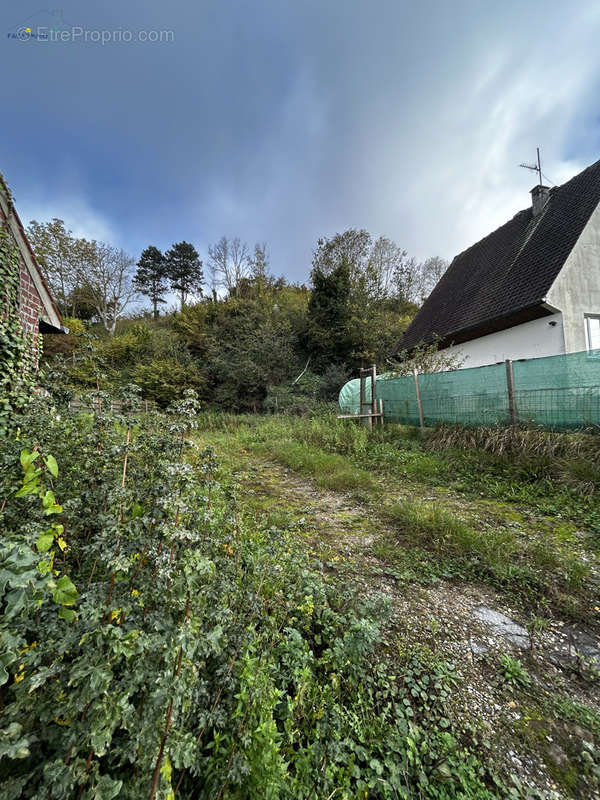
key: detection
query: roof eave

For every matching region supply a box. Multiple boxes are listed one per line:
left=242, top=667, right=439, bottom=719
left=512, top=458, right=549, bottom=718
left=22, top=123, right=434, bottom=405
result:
left=0, top=175, right=67, bottom=334
left=397, top=300, right=553, bottom=355
left=39, top=318, right=70, bottom=335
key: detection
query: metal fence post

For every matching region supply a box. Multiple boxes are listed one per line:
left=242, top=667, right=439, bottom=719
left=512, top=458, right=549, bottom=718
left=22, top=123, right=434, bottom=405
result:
left=505, top=359, right=518, bottom=425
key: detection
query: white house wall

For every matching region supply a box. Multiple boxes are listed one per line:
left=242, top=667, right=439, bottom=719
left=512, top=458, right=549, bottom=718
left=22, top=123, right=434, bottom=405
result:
left=546, top=200, right=600, bottom=352
left=439, top=313, right=565, bottom=369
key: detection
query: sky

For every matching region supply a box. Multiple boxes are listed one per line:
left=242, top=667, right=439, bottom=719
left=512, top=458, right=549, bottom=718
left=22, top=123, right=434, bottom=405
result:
left=2, top=0, right=600, bottom=288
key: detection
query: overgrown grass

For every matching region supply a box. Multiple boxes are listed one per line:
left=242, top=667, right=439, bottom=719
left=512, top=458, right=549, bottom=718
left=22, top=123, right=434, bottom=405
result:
left=256, top=440, right=377, bottom=492
left=233, top=414, right=599, bottom=537
left=427, top=423, right=600, bottom=462
left=374, top=499, right=592, bottom=614
left=218, top=414, right=598, bottom=619
left=359, top=425, right=600, bottom=536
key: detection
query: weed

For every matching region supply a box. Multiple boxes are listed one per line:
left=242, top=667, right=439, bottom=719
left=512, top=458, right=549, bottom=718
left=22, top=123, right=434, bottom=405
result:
left=556, top=457, right=600, bottom=497
left=553, top=697, right=600, bottom=738
left=526, top=615, right=551, bottom=653
left=498, top=654, right=531, bottom=689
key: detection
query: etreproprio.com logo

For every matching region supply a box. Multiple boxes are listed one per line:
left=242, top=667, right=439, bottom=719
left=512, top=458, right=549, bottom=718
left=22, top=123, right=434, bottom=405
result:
left=7, top=11, right=174, bottom=44
left=8, top=26, right=175, bottom=43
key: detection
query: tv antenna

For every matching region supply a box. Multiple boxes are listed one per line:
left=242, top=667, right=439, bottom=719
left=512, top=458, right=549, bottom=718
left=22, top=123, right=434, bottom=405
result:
left=519, top=147, right=543, bottom=186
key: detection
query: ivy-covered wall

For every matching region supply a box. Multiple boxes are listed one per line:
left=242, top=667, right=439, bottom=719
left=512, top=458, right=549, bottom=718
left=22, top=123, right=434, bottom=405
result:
left=0, top=199, right=41, bottom=434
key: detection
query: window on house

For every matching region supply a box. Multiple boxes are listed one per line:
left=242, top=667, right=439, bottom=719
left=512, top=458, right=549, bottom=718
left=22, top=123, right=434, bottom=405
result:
left=585, top=315, right=600, bottom=351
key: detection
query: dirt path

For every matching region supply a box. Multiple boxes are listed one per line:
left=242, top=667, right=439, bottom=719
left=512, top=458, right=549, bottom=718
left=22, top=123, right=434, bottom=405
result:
left=205, top=435, right=600, bottom=799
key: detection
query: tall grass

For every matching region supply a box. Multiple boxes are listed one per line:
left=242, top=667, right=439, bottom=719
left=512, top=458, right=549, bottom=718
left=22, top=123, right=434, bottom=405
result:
left=244, top=413, right=371, bottom=457
left=256, top=440, right=377, bottom=492
left=427, top=423, right=600, bottom=461
left=427, top=424, right=600, bottom=498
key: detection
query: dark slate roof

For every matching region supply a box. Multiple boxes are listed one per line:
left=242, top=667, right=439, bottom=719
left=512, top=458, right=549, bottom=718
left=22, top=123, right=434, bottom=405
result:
left=399, top=158, right=600, bottom=352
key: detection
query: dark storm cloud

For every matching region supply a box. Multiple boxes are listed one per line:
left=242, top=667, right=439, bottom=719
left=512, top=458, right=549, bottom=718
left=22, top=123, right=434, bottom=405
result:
left=2, top=0, right=600, bottom=284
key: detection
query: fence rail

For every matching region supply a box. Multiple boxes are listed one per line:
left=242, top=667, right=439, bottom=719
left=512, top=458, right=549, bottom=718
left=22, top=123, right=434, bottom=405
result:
left=68, top=398, right=157, bottom=414
left=339, top=348, right=600, bottom=431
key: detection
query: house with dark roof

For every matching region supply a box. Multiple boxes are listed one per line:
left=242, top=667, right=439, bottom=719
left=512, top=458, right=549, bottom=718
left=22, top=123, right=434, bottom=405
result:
left=1, top=175, right=67, bottom=357
left=399, top=159, right=600, bottom=368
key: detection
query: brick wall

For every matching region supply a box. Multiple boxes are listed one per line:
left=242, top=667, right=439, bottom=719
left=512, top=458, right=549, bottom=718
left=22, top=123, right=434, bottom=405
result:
left=19, top=263, right=42, bottom=335
left=0, top=204, right=41, bottom=343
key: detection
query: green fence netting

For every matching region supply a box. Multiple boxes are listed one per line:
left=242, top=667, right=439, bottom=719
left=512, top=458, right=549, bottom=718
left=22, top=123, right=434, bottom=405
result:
left=338, top=349, right=600, bottom=430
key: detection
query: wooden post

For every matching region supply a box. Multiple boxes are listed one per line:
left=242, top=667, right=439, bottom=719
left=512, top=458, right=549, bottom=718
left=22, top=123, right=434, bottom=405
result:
left=413, top=368, right=425, bottom=433
left=505, top=359, right=518, bottom=425
left=359, top=370, right=366, bottom=411
left=370, top=363, right=377, bottom=424
left=379, top=397, right=384, bottom=425
left=359, top=367, right=373, bottom=431
left=363, top=372, right=372, bottom=432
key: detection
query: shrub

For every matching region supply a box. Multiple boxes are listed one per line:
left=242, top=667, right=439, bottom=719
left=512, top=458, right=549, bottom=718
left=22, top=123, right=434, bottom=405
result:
left=133, top=358, right=205, bottom=407
left=0, top=400, right=502, bottom=798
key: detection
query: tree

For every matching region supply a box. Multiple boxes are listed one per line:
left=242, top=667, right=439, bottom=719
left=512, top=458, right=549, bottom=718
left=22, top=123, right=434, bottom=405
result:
left=389, top=336, right=464, bottom=375
left=165, top=241, right=203, bottom=310
left=312, top=229, right=416, bottom=307
left=64, top=284, right=98, bottom=321
left=134, top=246, right=168, bottom=318
left=208, top=236, right=250, bottom=297
left=248, top=242, right=270, bottom=296
left=85, top=244, right=138, bottom=336
left=306, top=259, right=354, bottom=370
left=310, top=230, right=420, bottom=367
left=173, top=297, right=296, bottom=412
left=414, top=256, right=449, bottom=302
left=27, top=219, right=98, bottom=317
left=27, top=218, right=75, bottom=312
left=249, top=242, right=268, bottom=280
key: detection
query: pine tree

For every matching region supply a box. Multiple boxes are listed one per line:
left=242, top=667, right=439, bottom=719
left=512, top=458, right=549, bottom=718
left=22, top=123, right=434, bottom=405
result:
left=165, top=241, right=203, bottom=310
left=134, top=246, right=168, bottom=318
left=306, top=258, right=354, bottom=370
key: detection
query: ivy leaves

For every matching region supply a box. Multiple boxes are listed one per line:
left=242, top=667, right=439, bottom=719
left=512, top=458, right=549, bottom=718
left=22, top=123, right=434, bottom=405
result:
left=0, top=445, right=76, bottom=690
left=0, top=229, right=41, bottom=436
left=0, top=403, right=503, bottom=799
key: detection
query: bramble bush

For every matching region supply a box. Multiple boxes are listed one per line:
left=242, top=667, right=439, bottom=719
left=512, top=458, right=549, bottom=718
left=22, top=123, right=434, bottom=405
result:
left=1, top=392, right=501, bottom=799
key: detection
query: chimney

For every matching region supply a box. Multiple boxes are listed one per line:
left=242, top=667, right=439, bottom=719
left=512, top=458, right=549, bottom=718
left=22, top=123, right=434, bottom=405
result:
left=530, top=184, right=550, bottom=217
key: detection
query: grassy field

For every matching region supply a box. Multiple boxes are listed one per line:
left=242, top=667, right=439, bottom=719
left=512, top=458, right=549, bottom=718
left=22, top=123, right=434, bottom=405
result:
left=195, top=411, right=600, bottom=798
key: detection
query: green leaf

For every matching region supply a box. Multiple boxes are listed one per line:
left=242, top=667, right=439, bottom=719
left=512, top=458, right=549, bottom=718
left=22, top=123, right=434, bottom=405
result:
left=4, top=588, right=27, bottom=620
left=45, top=454, right=58, bottom=477
left=44, top=505, right=63, bottom=516
left=58, top=607, right=76, bottom=623
left=15, top=477, right=40, bottom=498
left=36, top=533, right=54, bottom=553
left=42, top=490, right=56, bottom=508
left=42, top=491, right=63, bottom=515
left=19, top=449, right=39, bottom=469
left=52, top=575, right=78, bottom=606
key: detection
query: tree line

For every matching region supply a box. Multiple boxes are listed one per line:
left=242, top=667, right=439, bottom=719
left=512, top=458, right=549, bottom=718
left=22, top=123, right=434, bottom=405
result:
left=29, top=219, right=446, bottom=331
left=32, top=219, right=448, bottom=410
